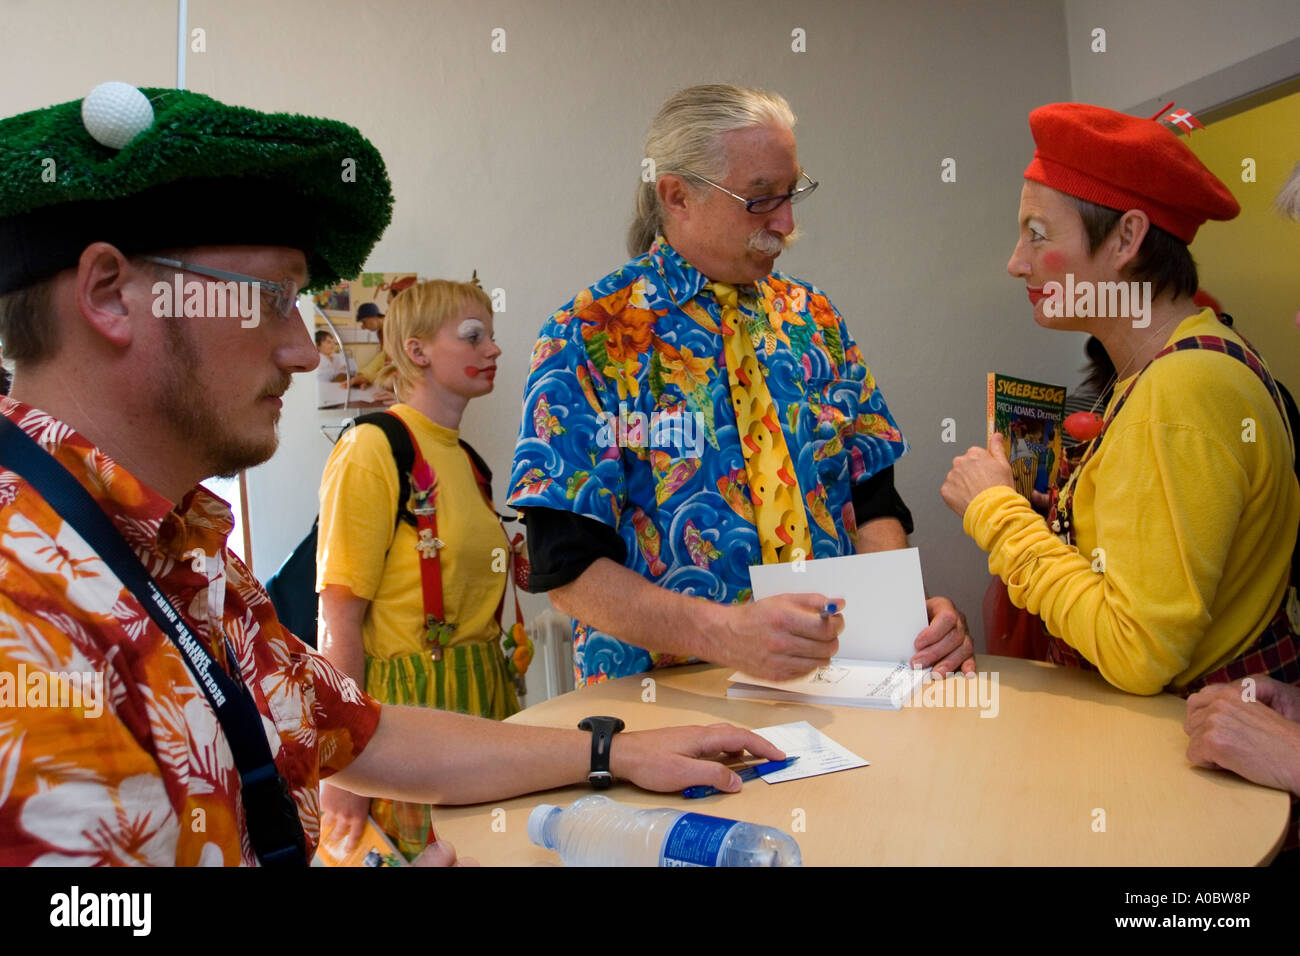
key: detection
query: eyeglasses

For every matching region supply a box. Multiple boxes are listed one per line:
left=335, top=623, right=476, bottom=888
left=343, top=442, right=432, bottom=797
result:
left=141, top=255, right=300, bottom=318
left=677, top=170, right=818, bottom=214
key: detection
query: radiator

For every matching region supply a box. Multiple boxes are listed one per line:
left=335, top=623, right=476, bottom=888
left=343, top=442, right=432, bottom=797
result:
left=521, top=609, right=575, bottom=706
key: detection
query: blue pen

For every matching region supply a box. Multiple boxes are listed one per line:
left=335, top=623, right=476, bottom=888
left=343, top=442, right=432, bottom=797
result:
left=820, top=601, right=839, bottom=619
left=682, top=756, right=800, bottom=799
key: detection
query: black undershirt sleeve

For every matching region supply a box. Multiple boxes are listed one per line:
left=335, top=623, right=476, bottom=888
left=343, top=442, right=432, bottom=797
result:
left=523, top=467, right=912, bottom=591
left=521, top=507, right=627, bottom=592
left=851, top=465, right=915, bottom=536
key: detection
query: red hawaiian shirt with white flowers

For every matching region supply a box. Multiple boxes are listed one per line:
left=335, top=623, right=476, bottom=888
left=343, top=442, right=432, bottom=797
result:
left=0, top=399, right=381, bottom=865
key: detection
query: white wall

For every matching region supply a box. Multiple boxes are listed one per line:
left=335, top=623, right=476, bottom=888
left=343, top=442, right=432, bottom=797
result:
left=244, top=352, right=326, bottom=580
left=1066, top=0, right=1300, bottom=108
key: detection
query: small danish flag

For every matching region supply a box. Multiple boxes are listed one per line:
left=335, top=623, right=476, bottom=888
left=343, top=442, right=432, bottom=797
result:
left=1154, top=102, right=1205, bottom=135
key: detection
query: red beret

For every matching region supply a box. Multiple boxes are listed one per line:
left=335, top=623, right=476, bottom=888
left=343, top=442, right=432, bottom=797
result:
left=1023, top=102, right=1239, bottom=243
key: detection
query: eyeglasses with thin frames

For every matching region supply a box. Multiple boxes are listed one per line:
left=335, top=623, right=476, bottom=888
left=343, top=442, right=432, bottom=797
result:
left=142, top=255, right=300, bottom=318
left=676, top=170, right=818, bottom=215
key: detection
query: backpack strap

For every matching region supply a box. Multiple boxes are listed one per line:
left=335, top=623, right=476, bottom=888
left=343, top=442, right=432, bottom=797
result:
left=348, top=411, right=417, bottom=528
left=460, top=438, right=524, bottom=524
left=458, top=439, right=494, bottom=506
left=1276, top=380, right=1300, bottom=592
left=1086, top=334, right=1288, bottom=461
left=344, top=419, right=498, bottom=528
left=1162, top=335, right=1290, bottom=443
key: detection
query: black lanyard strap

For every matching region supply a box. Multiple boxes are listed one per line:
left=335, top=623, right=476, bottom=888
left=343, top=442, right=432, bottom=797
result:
left=0, top=416, right=307, bottom=866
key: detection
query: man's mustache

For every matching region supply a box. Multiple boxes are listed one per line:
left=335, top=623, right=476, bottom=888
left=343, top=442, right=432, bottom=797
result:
left=259, top=374, right=293, bottom=400
left=748, top=225, right=801, bottom=256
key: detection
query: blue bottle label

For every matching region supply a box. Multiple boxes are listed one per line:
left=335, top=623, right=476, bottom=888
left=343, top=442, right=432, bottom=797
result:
left=662, top=813, right=739, bottom=867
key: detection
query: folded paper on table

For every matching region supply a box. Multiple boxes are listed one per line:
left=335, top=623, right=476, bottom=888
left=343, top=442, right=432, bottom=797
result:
left=729, top=549, right=930, bottom=709
left=752, top=720, right=868, bottom=781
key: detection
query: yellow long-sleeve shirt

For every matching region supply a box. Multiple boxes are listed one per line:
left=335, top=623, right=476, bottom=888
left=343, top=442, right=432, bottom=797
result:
left=965, top=309, right=1298, bottom=695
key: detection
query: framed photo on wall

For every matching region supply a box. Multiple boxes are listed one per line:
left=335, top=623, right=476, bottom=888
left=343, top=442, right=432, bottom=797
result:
left=312, top=271, right=418, bottom=410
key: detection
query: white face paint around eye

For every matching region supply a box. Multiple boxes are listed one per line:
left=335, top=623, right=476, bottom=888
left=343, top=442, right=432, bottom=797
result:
left=457, top=318, right=486, bottom=342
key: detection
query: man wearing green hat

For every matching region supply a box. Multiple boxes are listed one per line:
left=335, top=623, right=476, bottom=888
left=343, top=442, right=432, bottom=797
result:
left=0, top=85, right=782, bottom=866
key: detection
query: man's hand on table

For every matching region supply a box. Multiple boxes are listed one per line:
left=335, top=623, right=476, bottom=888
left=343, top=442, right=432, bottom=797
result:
left=708, top=592, right=845, bottom=681
left=913, top=595, right=976, bottom=677
left=610, top=722, right=786, bottom=794
left=406, top=723, right=783, bottom=864
left=1185, top=676, right=1300, bottom=795
left=319, top=781, right=372, bottom=855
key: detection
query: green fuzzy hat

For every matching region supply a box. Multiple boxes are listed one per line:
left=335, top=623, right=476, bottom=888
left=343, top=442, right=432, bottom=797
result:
left=0, top=85, right=393, bottom=293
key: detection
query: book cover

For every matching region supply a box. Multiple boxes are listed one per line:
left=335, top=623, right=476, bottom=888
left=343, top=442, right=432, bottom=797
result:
left=986, top=373, right=1066, bottom=498
left=314, top=816, right=406, bottom=867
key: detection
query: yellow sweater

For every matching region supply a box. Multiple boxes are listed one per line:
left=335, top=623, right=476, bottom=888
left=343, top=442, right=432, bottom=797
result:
left=965, top=309, right=1298, bottom=694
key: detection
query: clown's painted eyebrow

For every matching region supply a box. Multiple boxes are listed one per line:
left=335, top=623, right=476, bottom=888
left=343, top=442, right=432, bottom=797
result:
left=458, top=318, right=487, bottom=339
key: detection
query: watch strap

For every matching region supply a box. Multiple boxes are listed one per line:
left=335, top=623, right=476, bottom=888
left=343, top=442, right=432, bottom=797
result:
left=578, top=715, right=625, bottom=789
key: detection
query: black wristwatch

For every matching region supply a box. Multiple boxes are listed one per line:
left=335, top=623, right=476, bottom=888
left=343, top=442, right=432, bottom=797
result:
left=578, top=715, right=625, bottom=789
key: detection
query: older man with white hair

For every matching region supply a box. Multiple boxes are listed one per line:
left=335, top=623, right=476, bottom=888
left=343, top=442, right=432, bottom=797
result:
left=510, top=84, right=974, bottom=687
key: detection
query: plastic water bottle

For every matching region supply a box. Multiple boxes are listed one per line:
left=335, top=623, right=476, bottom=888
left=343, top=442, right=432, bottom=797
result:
left=527, top=795, right=801, bottom=866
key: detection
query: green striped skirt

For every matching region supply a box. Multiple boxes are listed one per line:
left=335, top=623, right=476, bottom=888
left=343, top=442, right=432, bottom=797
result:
left=365, top=640, right=520, bottom=718
left=365, top=640, right=520, bottom=860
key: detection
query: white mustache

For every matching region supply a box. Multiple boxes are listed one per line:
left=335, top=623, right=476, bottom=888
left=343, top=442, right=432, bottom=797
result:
left=748, top=225, right=800, bottom=256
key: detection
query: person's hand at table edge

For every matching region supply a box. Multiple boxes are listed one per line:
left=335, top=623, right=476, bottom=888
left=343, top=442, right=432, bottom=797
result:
left=609, top=722, right=786, bottom=795
left=1185, top=676, right=1300, bottom=795
left=412, top=840, right=478, bottom=867
left=1245, top=673, right=1300, bottom=722
left=911, top=595, right=976, bottom=677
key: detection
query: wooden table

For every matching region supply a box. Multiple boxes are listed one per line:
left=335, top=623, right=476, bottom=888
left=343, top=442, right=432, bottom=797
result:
left=432, top=657, right=1289, bottom=865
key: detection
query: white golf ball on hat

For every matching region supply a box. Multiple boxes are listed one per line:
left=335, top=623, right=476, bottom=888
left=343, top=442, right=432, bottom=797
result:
left=81, top=81, right=154, bottom=150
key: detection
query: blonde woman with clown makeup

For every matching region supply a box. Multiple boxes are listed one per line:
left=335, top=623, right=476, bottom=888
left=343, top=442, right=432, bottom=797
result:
left=315, top=278, right=515, bottom=859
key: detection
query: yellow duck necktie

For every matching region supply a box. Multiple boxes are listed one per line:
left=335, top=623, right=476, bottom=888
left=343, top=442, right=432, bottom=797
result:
left=710, top=281, right=812, bottom=564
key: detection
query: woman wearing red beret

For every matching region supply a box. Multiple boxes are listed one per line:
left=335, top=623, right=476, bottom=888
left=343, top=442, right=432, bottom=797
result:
left=943, top=103, right=1299, bottom=699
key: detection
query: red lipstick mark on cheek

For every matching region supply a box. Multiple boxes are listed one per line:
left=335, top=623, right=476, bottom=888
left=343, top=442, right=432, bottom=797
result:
left=1042, top=251, right=1065, bottom=272
left=464, top=366, right=482, bottom=377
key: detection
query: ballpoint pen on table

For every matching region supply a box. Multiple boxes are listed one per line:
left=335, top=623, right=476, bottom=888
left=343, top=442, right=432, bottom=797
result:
left=682, top=756, right=800, bottom=799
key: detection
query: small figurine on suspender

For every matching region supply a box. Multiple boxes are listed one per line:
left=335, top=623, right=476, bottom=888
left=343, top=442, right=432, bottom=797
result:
left=411, top=460, right=454, bottom=662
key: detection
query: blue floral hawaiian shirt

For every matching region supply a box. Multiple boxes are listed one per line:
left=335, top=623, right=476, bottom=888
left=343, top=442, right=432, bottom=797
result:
left=508, top=235, right=908, bottom=685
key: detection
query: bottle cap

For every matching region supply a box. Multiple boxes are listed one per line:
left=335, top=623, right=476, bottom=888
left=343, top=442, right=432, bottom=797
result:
left=527, top=804, right=561, bottom=849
